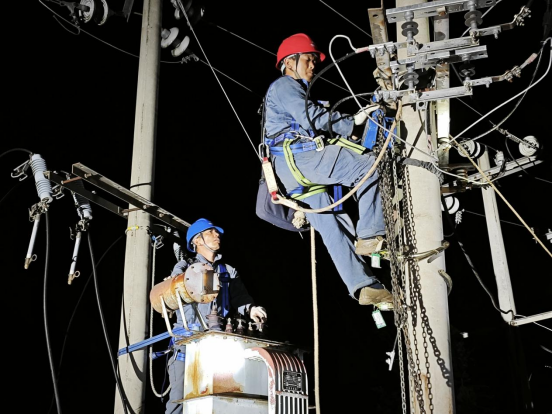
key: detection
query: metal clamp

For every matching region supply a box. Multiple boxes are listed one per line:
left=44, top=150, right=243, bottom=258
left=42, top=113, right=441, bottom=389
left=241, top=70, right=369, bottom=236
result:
left=11, top=159, right=31, bottom=181
left=399, top=240, right=450, bottom=262
left=313, top=136, right=325, bottom=151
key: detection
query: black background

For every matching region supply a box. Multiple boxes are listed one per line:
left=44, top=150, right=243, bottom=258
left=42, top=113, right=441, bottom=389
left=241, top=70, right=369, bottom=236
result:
left=3, top=1, right=551, bottom=413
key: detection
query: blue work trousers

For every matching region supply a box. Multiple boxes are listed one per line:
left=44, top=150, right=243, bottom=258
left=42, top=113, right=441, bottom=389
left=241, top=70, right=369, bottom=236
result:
left=273, top=144, right=385, bottom=297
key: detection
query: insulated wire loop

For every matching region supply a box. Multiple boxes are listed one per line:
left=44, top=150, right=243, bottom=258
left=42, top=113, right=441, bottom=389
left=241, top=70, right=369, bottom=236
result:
left=328, top=34, right=370, bottom=111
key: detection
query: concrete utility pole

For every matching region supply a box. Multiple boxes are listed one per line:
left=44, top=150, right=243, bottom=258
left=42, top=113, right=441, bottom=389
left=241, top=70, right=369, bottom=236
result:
left=114, top=0, right=161, bottom=413
left=395, top=1, right=456, bottom=412
left=477, top=150, right=517, bottom=322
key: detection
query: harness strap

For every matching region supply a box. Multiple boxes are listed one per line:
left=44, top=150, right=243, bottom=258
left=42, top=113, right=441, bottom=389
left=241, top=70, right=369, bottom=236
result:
left=327, top=137, right=367, bottom=155
left=217, top=263, right=231, bottom=318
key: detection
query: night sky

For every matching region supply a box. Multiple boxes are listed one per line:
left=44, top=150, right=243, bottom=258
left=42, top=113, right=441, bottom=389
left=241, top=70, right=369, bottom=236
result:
left=4, top=1, right=551, bottom=413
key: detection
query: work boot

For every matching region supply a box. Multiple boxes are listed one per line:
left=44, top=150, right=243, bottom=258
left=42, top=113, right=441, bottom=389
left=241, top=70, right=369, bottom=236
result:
left=358, top=284, right=394, bottom=308
left=355, top=235, right=386, bottom=256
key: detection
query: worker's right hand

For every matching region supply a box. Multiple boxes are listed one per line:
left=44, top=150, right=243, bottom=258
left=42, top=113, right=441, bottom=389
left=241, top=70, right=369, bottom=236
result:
left=249, top=306, right=267, bottom=324
left=353, top=104, right=379, bottom=125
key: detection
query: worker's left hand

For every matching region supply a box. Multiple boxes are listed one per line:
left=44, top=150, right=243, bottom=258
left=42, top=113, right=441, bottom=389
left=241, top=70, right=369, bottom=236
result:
left=249, top=306, right=267, bottom=324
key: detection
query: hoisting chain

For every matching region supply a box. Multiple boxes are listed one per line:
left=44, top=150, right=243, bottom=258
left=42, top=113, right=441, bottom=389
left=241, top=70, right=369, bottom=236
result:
left=373, top=109, right=435, bottom=414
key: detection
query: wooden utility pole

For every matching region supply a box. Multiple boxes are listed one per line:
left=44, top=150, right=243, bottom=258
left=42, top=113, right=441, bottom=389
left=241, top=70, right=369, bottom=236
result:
left=395, top=1, right=456, bottom=412
left=114, top=0, right=161, bottom=412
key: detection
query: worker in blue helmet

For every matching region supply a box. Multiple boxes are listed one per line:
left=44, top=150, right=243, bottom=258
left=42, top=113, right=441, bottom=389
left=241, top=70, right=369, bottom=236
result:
left=165, top=218, right=267, bottom=414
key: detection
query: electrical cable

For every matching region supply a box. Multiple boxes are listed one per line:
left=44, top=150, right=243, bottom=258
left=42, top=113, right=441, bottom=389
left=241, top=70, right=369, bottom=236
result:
left=46, top=234, right=124, bottom=414
left=273, top=101, right=403, bottom=214
left=208, top=22, right=373, bottom=101
left=327, top=92, right=374, bottom=137
left=440, top=197, right=515, bottom=317
left=148, top=237, right=171, bottom=398
left=516, top=315, right=552, bottom=332
left=43, top=211, right=63, bottom=414
left=0, top=181, right=25, bottom=207
left=449, top=37, right=552, bottom=147
left=328, top=34, right=371, bottom=111
left=87, top=230, right=130, bottom=414
left=305, top=50, right=358, bottom=134
left=0, top=147, right=32, bottom=159
left=460, top=38, right=546, bottom=144
left=176, top=0, right=259, bottom=160
left=317, top=0, right=372, bottom=38
left=454, top=141, right=552, bottom=258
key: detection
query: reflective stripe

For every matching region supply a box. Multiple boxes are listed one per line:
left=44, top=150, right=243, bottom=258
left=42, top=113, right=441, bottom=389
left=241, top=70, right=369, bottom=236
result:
left=327, top=137, right=366, bottom=154
left=283, top=140, right=316, bottom=186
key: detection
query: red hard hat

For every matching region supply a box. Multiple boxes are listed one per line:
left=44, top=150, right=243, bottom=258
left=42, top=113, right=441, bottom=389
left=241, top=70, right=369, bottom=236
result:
left=275, top=33, right=326, bottom=69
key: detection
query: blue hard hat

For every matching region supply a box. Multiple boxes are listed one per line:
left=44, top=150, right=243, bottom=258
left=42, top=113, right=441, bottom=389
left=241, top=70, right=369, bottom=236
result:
left=186, top=218, right=224, bottom=252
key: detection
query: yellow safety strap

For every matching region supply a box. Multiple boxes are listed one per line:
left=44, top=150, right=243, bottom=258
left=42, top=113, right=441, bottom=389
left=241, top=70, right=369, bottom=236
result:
left=283, top=140, right=327, bottom=200
left=282, top=137, right=366, bottom=200
left=327, top=137, right=367, bottom=155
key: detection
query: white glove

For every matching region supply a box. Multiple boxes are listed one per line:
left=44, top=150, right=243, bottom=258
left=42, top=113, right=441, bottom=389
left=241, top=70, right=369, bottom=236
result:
left=249, top=306, right=267, bottom=324
left=353, top=104, right=379, bottom=125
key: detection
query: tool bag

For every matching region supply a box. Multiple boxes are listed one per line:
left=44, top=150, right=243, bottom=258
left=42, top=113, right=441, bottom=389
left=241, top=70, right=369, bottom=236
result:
left=255, top=170, right=310, bottom=232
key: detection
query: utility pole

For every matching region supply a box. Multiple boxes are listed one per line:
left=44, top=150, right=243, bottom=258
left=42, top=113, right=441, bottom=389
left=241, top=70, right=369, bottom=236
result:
left=395, top=1, right=456, bottom=412
left=114, top=0, right=161, bottom=412
left=478, top=150, right=516, bottom=321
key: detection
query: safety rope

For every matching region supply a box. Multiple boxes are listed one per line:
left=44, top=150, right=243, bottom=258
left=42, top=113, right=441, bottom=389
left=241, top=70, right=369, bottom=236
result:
left=453, top=139, right=551, bottom=258
left=272, top=100, right=403, bottom=215
left=310, top=226, right=321, bottom=414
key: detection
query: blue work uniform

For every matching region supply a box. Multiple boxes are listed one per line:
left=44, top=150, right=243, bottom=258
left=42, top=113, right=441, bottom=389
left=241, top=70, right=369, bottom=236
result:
left=165, top=253, right=254, bottom=414
left=264, top=75, right=385, bottom=297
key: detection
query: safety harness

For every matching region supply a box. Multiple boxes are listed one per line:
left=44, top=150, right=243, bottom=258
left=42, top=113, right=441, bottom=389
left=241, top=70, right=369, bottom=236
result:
left=263, top=78, right=368, bottom=206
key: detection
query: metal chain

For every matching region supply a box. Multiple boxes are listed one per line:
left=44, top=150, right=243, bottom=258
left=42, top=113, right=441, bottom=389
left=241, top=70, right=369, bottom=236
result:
left=404, top=153, right=435, bottom=413
left=374, top=106, right=436, bottom=414
left=373, top=112, right=410, bottom=414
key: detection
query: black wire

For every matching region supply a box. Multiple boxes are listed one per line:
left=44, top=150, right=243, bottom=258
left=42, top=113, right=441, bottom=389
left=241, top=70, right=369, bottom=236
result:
left=87, top=230, right=130, bottom=414
left=0, top=180, right=25, bottom=207
left=43, top=211, right=63, bottom=414
left=440, top=197, right=515, bottom=317
left=0, top=147, right=32, bottom=160
left=47, top=234, right=124, bottom=414
left=327, top=92, right=374, bottom=138
left=304, top=51, right=358, bottom=135
left=454, top=37, right=546, bottom=145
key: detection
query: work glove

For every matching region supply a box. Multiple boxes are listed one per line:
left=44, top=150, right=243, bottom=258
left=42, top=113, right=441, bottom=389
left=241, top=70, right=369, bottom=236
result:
left=353, top=104, right=379, bottom=125
left=249, top=306, right=267, bottom=324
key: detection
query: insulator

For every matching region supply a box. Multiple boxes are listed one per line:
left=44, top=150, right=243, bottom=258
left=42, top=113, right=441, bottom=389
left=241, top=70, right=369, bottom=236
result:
left=402, top=70, right=419, bottom=87
left=30, top=154, right=53, bottom=203
left=172, top=230, right=186, bottom=261
left=519, top=135, right=540, bottom=157
left=161, top=27, right=191, bottom=57
left=78, top=0, right=112, bottom=26
left=464, top=9, right=483, bottom=29
left=71, top=180, right=93, bottom=220
left=494, top=151, right=505, bottom=168
left=457, top=140, right=484, bottom=159
left=442, top=195, right=460, bottom=215
left=401, top=20, right=419, bottom=38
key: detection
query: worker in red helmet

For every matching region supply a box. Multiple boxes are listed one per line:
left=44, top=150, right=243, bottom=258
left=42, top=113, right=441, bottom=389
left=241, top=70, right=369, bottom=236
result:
left=164, top=218, right=267, bottom=414
left=262, top=33, right=392, bottom=307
